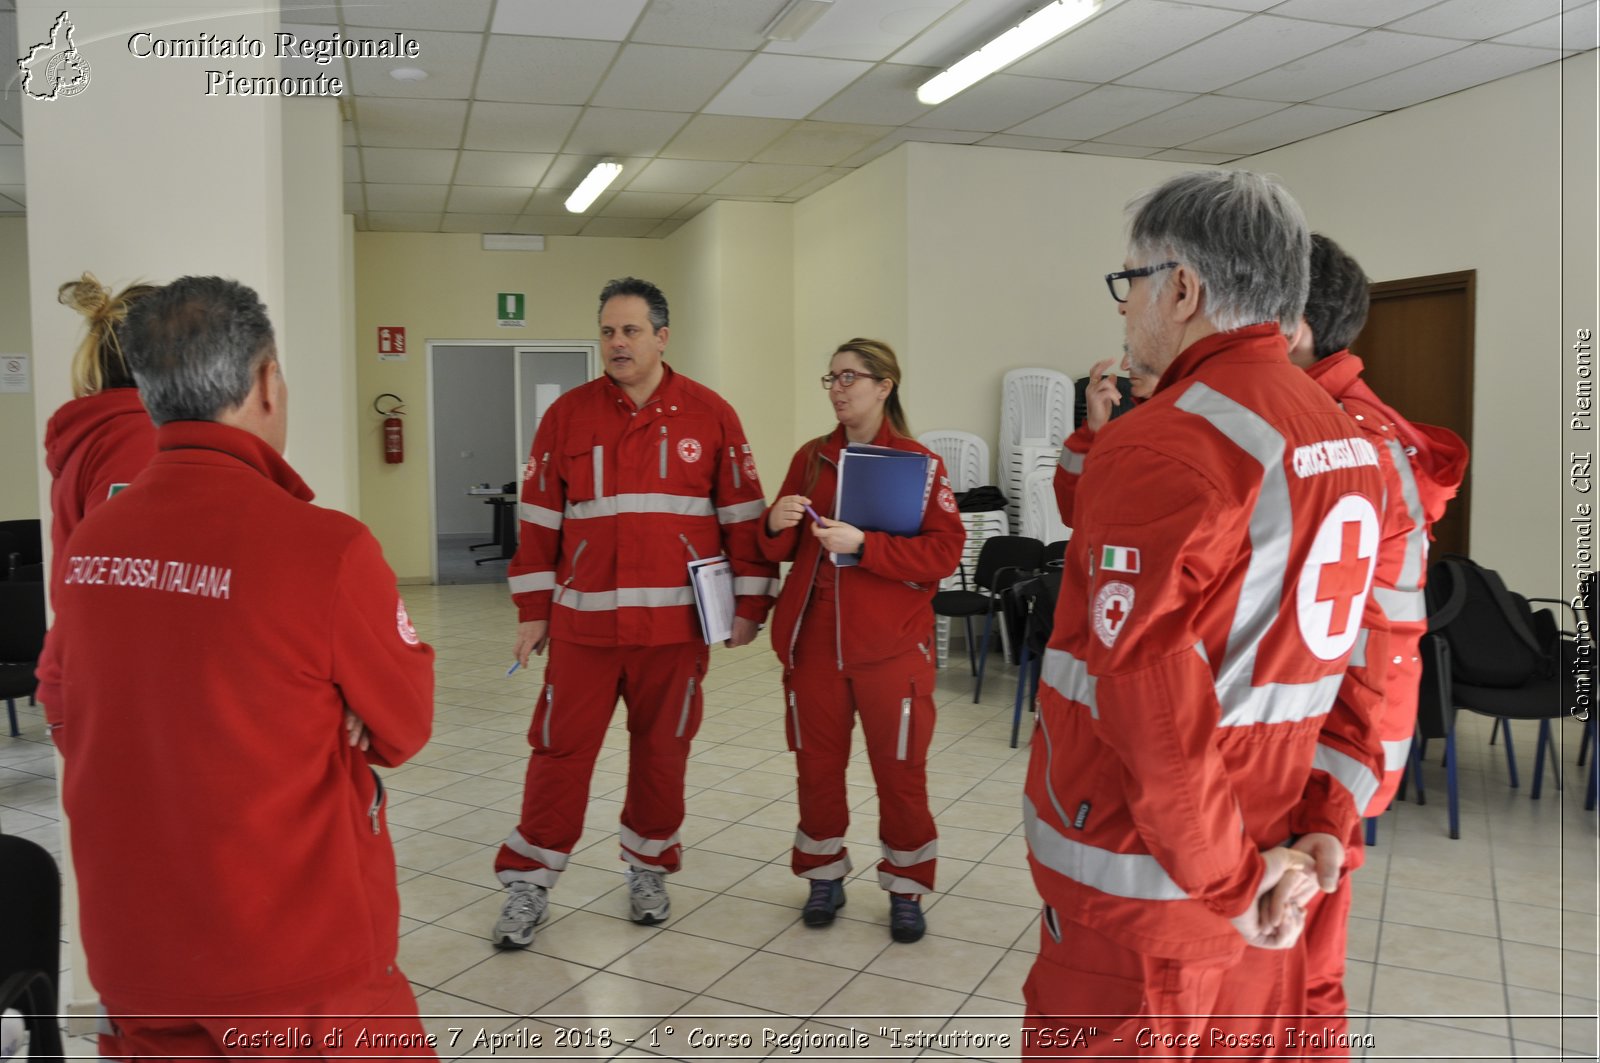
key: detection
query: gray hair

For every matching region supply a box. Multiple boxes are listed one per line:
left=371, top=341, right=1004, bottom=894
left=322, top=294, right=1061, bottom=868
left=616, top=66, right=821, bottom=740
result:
left=598, top=276, right=669, bottom=331
left=121, top=276, right=276, bottom=424
left=1127, top=170, right=1310, bottom=335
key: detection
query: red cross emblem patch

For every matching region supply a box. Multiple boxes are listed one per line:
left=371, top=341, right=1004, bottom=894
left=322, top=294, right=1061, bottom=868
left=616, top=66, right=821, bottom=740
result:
left=677, top=438, right=703, bottom=463
left=396, top=598, right=420, bottom=646
left=1093, top=581, right=1135, bottom=648
left=1296, top=494, right=1380, bottom=660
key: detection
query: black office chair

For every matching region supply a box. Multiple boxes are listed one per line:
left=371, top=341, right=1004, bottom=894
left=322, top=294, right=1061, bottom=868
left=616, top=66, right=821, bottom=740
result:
left=931, top=535, right=1044, bottom=702
left=0, top=581, right=47, bottom=737
left=0, top=833, right=64, bottom=1062
left=1009, top=568, right=1061, bottom=747
left=0, top=520, right=42, bottom=580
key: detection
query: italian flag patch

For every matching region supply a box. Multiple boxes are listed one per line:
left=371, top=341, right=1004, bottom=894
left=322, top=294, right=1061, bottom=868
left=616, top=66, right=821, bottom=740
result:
left=1100, top=545, right=1140, bottom=574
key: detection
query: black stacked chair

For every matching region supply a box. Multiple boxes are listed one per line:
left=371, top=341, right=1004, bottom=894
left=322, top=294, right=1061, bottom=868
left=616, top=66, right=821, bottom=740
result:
left=931, top=535, right=1045, bottom=702
left=1009, top=568, right=1062, bottom=747
left=0, top=580, right=47, bottom=737
left=0, top=519, right=42, bottom=581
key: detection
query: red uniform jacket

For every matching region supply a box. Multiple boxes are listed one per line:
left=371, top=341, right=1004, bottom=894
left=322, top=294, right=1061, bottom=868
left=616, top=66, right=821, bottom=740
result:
left=1025, top=325, right=1388, bottom=960
left=760, top=422, right=966, bottom=668
left=43, top=388, right=157, bottom=586
left=1308, top=351, right=1468, bottom=816
left=508, top=365, right=778, bottom=645
left=37, top=421, right=434, bottom=1014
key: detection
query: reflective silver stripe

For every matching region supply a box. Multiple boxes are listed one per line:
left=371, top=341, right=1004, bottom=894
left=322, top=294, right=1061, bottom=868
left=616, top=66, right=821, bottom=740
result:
left=1313, top=744, right=1380, bottom=813
left=882, top=840, right=938, bottom=866
left=1383, top=737, right=1413, bottom=772
left=878, top=870, right=930, bottom=894
left=593, top=445, right=604, bottom=499
left=717, top=499, right=766, bottom=525
left=567, top=493, right=718, bottom=520
left=502, top=830, right=570, bottom=870
left=620, top=825, right=680, bottom=858
left=1384, top=437, right=1429, bottom=597
left=795, top=830, right=846, bottom=856
left=800, top=855, right=852, bottom=879
left=1373, top=585, right=1427, bottom=623
left=1176, top=383, right=1291, bottom=718
left=896, top=697, right=911, bottom=760
left=556, top=586, right=697, bottom=612
left=1040, top=648, right=1097, bottom=719
left=675, top=677, right=696, bottom=738
left=519, top=503, right=562, bottom=529
left=1349, top=627, right=1369, bottom=668
left=497, top=866, right=561, bottom=888
left=1058, top=448, right=1085, bottom=475
left=1032, top=690, right=1074, bottom=827
left=1024, top=796, right=1188, bottom=902
left=734, top=576, right=781, bottom=597
left=541, top=686, right=553, bottom=747
left=1217, top=673, right=1342, bottom=728
left=508, top=571, right=555, bottom=594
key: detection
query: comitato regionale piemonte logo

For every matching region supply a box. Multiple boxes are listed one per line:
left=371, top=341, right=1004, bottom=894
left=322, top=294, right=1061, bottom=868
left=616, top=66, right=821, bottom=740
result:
left=18, top=11, right=92, bottom=101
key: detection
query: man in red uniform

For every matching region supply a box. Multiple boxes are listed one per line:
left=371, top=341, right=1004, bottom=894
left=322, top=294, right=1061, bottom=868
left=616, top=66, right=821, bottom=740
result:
left=1022, top=172, right=1389, bottom=1057
left=37, top=276, right=436, bottom=1056
left=493, top=276, right=778, bottom=948
left=1290, top=234, right=1468, bottom=1047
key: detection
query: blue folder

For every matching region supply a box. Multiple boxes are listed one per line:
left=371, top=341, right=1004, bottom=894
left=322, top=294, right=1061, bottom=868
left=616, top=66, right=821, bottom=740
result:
left=832, top=443, right=934, bottom=566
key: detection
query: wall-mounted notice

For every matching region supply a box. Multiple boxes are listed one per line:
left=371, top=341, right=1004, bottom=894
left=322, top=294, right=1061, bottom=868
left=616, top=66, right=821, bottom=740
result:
left=0, top=354, right=30, bottom=393
left=378, top=326, right=407, bottom=361
left=498, top=293, right=526, bottom=328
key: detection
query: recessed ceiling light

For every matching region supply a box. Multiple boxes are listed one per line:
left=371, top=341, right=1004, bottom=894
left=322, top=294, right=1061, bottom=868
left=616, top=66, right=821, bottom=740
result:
left=389, top=67, right=428, bottom=82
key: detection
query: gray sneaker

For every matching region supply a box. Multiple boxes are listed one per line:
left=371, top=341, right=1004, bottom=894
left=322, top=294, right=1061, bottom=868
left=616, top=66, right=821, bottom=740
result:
left=492, top=882, right=548, bottom=949
left=626, top=868, right=670, bottom=924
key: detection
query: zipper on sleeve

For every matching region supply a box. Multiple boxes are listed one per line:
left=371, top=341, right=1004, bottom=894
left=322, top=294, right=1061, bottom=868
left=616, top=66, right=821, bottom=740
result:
left=678, top=533, right=700, bottom=561
left=788, top=688, right=801, bottom=750
left=541, top=686, right=554, bottom=748
left=367, top=770, right=386, bottom=835
left=896, top=697, right=911, bottom=760
left=538, top=451, right=549, bottom=492
left=675, top=677, right=696, bottom=738
left=730, top=446, right=741, bottom=489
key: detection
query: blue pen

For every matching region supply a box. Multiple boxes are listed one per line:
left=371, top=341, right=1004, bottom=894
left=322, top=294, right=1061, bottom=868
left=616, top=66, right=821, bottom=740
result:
left=506, top=661, right=521, bottom=677
left=802, top=503, right=826, bottom=527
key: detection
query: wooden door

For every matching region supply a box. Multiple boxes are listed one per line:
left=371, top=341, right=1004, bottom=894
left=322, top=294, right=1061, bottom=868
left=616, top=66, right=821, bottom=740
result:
left=1350, top=270, right=1475, bottom=559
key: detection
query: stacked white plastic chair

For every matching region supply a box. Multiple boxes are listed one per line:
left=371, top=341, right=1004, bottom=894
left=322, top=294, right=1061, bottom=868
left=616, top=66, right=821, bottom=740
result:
left=999, top=368, right=1073, bottom=531
left=919, top=429, right=1002, bottom=668
left=1021, top=467, right=1070, bottom=546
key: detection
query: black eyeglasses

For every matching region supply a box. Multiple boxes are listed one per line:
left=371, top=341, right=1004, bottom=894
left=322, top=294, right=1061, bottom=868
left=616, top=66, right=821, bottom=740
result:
left=821, top=370, right=882, bottom=389
left=1105, top=261, right=1178, bottom=303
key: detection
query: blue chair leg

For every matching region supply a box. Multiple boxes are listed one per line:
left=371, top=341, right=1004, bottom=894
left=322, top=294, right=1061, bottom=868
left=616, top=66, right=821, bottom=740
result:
left=1489, top=717, right=1501, bottom=746
left=5, top=697, right=17, bottom=738
left=1364, top=817, right=1377, bottom=847
left=961, top=617, right=977, bottom=677
left=1011, top=641, right=1030, bottom=748
left=973, top=608, right=996, bottom=703
left=1445, top=730, right=1460, bottom=840
left=1501, top=721, right=1520, bottom=789
left=1409, top=726, right=1427, bottom=806
left=1532, top=720, right=1548, bottom=799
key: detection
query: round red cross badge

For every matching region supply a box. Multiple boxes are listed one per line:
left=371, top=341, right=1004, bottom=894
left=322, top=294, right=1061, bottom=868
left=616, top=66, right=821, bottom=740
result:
left=1296, top=494, right=1380, bottom=661
left=1092, top=581, right=1135, bottom=648
left=678, top=438, right=703, bottom=463
left=743, top=455, right=758, bottom=484
left=396, top=598, right=420, bottom=646
left=937, top=485, right=958, bottom=513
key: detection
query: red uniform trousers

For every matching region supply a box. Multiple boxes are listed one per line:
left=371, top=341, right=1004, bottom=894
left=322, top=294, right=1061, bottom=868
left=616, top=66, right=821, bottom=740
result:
left=784, top=612, right=938, bottom=894
left=1023, top=910, right=1305, bottom=1059
left=1300, top=864, right=1357, bottom=1060
left=496, top=639, right=708, bottom=886
left=100, top=966, right=432, bottom=1059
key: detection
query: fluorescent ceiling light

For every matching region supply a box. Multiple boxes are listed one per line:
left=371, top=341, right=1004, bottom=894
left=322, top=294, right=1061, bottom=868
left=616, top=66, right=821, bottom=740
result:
left=564, top=160, right=623, bottom=214
left=763, top=0, right=832, bottom=41
left=917, top=0, right=1103, bottom=106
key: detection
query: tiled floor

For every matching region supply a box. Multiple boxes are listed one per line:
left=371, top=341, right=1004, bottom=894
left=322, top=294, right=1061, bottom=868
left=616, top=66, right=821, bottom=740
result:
left=3, top=580, right=1598, bottom=1061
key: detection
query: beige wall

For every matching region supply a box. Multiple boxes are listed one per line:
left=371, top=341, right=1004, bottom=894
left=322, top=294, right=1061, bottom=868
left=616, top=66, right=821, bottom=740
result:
left=0, top=219, right=36, bottom=520
left=353, top=232, right=672, bottom=580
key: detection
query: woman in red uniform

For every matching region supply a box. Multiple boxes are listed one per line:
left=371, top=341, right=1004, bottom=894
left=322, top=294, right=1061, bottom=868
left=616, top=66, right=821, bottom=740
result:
left=761, top=338, right=964, bottom=942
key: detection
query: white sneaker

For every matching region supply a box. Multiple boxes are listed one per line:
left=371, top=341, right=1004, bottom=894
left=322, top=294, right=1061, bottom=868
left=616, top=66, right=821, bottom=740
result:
left=492, top=882, right=548, bottom=949
left=626, top=868, right=670, bottom=925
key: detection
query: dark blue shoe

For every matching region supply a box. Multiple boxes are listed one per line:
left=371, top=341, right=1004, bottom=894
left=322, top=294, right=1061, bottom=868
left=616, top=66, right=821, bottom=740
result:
left=889, top=894, right=925, bottom=943
left=803, top=878, right=845, bottom=926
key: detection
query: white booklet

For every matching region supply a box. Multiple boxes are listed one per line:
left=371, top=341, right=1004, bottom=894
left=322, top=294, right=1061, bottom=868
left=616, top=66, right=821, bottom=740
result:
left=688, top=555, right=735, bottom=644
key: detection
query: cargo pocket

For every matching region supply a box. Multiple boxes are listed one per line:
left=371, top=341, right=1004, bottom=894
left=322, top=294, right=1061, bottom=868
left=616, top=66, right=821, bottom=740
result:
left=531, top=683, right=555, bottom=750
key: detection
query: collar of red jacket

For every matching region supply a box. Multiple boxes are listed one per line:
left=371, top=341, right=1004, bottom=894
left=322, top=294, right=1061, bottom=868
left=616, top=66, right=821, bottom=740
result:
left=1156, top=322, right=1287, bottom=393
left=1304, top=348, right=1365, bottom=394
left=818, top=415, right=899, bottom=461
left=602, top=361, right=680, bottom=410
left=153, top=420, right=315, bottom=502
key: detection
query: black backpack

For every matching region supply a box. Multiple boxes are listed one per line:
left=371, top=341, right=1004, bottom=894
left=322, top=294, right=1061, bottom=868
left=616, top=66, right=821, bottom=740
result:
left=1424, top=555, right=1557, bottom=688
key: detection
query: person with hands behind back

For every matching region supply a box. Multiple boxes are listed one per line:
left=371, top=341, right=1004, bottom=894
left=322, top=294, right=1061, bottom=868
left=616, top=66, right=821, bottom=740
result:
left=762, top=339, right=964, bottom=944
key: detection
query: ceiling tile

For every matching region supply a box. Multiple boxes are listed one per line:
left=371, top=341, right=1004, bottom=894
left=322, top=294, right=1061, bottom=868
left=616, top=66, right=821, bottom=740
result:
left=1180, top=102, right=1380, bottom=153
left=1, top=183, right=27, bottom=205
left=562, top=108, right=693, bottom=158
left=0, top=193, right=24, bottom=213
left=631, top=0, right=790, bottom=50
left=1387, top=0, right=1564, bottom=40
left=1117, top=15, right=1363, bottom=92
left=602, top=191, right=697, bottom=217
left=752, top=121, right=895, bottom=165
left=365, top=211, right=445, bottom=232
left=523, top=189, right=585, bottom=214
left=1216, top=30, right=1465, bottom=103
left=512, top=214, right=589, bottom=236
left=491, top=0, right=648, bottom=39
left=1266, top=0, right=1443, bottom=27
left=978, top=133, right=1083, bottom=150
left=454, top=151, right=556, bottom=187
left=911, top=73, right=1095, bottom=132
left=537, top=154, right=653, bottom=191
left=1097, top=95, right=1285, bottom=148
left=1494, top=5, right=1598, bottom=50
left=476, top=36, right=618, bottom=105
left=343, top=183, right=364, bottom=212
left=659, top=114, right=795, bottom=160
left=672, top=194, right=722, bottom=219
left=343, top=145, right=363, bottom=180
left=765, top=0, right=960, bottom=61
left=341, top=29, right=482, bottom=99
left=365, top=183, right=451, bottom=212
left=836, top=125, right=986, bottom=168
left=708, top=162, right=830, bottom=196
left=1147, top=147, right=1243, bottom=164
left=590, top=44, right=750, bottom=111
left=353, top=98, right=468, bottom=148
left=782, top=167, right=853, bottom=201
left=1069, top=142, right=1162, bottom=158
left=276, top=23, right=350, bottom=84
left=340, top=0, right=492, bottom=32
left=624, top=158, right=743, bottom=193
left=704, top=54, right=873, bottom=119
left=580, top=216, right=661, bottom=237
left=1011, top=0, right=1251, bottom=84
left=649, top=218, right=688, bottom=238
left=890, top=1, right=1044, bottom=67
left=462, top=102, right=581, bottom=153
left=808, top=63, right=941, bottom=126
left=1167, top=0, right=1279, bottom=10
left=1315, top=41, right=1564, bottom=110
left=0, top=123, right=21, bottom=146
left=360, top=147, right=458, bottom=183
left=1007, top=84, right=1194, bottom=141
left=440, top=213, right=523, bottom=232
left=280, top=0, right=338, bottom=25
left=446, top=186, right=534, bottom=213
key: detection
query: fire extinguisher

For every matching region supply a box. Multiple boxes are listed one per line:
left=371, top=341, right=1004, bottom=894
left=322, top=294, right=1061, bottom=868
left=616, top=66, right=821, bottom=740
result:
left=375, top=393, right=406, bottom=464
